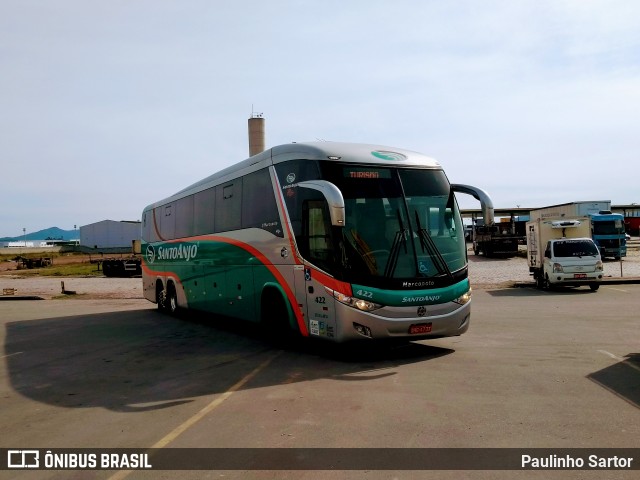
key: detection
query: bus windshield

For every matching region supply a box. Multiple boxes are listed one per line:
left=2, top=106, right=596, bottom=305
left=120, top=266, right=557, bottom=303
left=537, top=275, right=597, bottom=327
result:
left=277, top=161, right=467, bottom=288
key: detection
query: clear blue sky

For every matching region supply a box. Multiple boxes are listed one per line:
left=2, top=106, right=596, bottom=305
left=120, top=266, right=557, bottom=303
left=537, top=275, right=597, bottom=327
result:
left=1, top=0, right=639, bottom=237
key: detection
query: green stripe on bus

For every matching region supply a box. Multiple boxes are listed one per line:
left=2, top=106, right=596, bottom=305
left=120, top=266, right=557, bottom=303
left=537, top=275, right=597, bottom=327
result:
left=351, top=278, right=470, bottom=306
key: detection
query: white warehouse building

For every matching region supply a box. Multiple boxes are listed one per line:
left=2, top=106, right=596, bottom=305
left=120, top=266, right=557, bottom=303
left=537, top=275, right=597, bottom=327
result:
left=80, top=220, right=141, bottom=249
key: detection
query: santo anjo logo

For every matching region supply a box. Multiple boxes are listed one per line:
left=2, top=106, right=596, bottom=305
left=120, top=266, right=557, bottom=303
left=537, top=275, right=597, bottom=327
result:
left=371, top=150, right=407, bottom=161
left=146, top=243, right=198, bottom=263
left=145, top=245, right=156, bottom=263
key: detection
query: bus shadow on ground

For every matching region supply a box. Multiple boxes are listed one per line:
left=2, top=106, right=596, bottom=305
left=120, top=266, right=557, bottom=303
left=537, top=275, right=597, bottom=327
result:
left=485, top=285, right=598, bottom=297
left=587, top=353, right=640, bottom=409
left=4, top=309, right=453, bottom=413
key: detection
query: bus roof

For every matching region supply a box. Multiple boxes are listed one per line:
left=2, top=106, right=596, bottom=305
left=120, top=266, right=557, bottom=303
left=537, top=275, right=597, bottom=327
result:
left=269, top=142, right=440, bottom=167
left=145, top=142, right=441, bottom=210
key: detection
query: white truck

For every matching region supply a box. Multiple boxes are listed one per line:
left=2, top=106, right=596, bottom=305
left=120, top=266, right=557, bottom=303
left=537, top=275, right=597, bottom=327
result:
left=526, top=217, right=603, bottom=291
left=529, top=201, right=627, bottom=259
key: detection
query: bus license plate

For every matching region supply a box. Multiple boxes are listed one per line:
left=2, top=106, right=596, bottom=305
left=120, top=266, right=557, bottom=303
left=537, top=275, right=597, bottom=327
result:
left=574, top=273, right=587, bottom=279
left=409, top=323, right=432, bottom=334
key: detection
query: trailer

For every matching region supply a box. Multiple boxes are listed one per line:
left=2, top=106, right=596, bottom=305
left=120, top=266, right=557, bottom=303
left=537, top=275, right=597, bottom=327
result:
left=15, top=256, right=53, bottom=269
left=101, top=257, right=142, bottom=277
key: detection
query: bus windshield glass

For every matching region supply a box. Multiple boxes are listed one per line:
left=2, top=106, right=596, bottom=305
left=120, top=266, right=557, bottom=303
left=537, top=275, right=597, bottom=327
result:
left=276, top=161, right=467, bottom=288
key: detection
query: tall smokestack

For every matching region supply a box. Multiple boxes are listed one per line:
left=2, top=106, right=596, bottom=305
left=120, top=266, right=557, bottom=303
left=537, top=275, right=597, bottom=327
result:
left=248, top=114, right=265, bottom=156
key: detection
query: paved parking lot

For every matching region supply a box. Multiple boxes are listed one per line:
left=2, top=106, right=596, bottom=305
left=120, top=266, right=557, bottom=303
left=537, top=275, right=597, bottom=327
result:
left=1, top=282, right=639, bottom=479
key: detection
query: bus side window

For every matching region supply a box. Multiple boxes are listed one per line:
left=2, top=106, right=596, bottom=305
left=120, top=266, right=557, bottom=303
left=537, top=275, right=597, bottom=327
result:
left=215, top=180, right=242, bottom=232
left=194, top=187, right=215, bottom=235
left=142, top=212, right=150, bottom=242
left=161, top=203, right=175, bottom=240
left=175, top=195, right=194, bottom=239
left=242, top=169, right=281, bottom=236
left=150, top=207, right=161, bottom=242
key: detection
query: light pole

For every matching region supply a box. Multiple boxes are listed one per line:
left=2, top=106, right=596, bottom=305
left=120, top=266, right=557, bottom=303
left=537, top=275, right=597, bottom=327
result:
left=23, top=228, right=26, bottom=248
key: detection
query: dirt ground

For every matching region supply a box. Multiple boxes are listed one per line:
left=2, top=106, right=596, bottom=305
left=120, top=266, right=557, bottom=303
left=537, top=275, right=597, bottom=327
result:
left=0, top=254, right=141, bottom=299
left=0, top=276, right=143, bottom=300
left=1, top=254, right=81, bottom=271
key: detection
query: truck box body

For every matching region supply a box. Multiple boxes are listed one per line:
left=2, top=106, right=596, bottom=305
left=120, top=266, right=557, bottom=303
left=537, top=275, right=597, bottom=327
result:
left=526, top=217, right=603, bottom=290
left=529, top=201, right=611, bottom=221
left=529, top=201, right=626, bottom=259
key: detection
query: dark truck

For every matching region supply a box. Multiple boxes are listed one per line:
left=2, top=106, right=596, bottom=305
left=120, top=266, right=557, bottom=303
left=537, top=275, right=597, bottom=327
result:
left=472, top=222, right=519, bottom=257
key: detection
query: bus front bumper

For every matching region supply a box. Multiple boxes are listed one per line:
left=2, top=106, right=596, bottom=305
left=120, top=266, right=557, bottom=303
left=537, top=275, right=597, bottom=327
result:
left=332, top=300, right=471, bottom=342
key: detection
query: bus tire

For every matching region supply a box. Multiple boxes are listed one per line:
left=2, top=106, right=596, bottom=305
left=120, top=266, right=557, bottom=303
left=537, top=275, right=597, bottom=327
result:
left=166, top=282, right=179, bottom=315
left=156, top=282, right=166, bottom=311
left=261, top=289, right=297, bottom=345
left=589, top=283, right=600, bottom=292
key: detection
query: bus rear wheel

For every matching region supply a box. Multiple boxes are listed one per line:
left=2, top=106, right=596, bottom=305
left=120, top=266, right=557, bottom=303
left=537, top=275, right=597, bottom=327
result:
left=166, top=283, right=179, bottom=315
left=156, top=283, right=166, bottom=311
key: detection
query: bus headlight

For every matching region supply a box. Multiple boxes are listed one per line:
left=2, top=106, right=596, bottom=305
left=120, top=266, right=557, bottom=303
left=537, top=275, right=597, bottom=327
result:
left=453, top=290, right=472, bottom=306
left=552, top=263, right=564, bottom=273
left=326, top=287, right=382, bottom=312
left=596, top=260, right=603, bottom=271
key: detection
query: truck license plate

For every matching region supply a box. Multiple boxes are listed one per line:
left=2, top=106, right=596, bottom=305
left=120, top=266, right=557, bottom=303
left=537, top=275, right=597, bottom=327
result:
left=409, top=323, right=432, bottom=334
left=574, top=273, right=587, bottom=279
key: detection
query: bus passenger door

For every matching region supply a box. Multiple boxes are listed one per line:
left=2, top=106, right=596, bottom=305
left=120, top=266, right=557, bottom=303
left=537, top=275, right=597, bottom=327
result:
left=302, top=200, right=338, bottom=340
left=303, top=266, right=338, bottom=340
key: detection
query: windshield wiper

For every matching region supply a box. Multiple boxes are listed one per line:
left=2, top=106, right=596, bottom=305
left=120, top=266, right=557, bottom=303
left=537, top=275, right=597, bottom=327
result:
left=414, top=210, right=453, bottom=279
left=384, top=210, right=409, bottom=278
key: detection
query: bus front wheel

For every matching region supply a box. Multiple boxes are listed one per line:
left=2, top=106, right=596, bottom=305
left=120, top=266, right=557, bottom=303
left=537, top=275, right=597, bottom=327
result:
left=261, top=290, right=297, bottom=345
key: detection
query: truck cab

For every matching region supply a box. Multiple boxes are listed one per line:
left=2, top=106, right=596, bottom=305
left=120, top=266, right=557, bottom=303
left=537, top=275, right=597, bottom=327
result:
left=540, top=237, right=603, bottom=291
left=590, top=211, right=627, bottom=260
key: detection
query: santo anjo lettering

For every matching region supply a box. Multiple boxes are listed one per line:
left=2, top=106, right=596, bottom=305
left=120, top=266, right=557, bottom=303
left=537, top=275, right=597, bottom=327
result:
left=402, top=295, right=441, bottom=303
left=155, top=243, right=198, bottom=262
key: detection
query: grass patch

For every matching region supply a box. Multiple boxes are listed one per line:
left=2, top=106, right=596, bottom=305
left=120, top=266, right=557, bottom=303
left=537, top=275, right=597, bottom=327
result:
left=0, top=252, right=92, bottom=263
left=52, top=293, right=89, bottom=300
left=13, top=264, right=103, bottom=277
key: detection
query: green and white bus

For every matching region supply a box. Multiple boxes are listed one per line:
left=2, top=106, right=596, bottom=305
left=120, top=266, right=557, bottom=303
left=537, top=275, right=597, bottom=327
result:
left=141, top=142, right=493, bottom=342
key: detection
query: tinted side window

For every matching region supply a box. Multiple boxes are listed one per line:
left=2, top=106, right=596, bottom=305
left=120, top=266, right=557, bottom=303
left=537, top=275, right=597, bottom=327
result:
left=175, top=195, right=194, bottom=239
left=215, top=180, right=242, bottom=232
left=194, top=188, right=215, bottom=235
left=142, top=211, right=151, bottom=242
left=160, top=203, right=175, bottom=240
left=242, top=169, right=282, bottom=236
left=274, top=160, right=321, bottom=239
left=149, top=208, right=162, bottom=242
left=275, top=159, right=321, bottom=188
